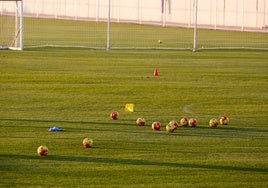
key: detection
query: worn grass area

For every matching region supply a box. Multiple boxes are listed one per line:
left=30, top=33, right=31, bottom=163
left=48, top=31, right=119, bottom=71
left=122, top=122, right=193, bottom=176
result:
left=0, top=48, right=267, bottom=187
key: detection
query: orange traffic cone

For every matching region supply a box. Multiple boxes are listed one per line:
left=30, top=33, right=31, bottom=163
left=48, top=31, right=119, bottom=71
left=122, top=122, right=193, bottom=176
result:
left=154, top=68, right=159, bottom=77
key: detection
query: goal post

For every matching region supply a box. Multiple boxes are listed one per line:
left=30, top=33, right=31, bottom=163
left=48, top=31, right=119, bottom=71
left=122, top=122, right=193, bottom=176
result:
left=0, top=0, right=24, bottom=50
left=193, top=0, right=198, bottom=52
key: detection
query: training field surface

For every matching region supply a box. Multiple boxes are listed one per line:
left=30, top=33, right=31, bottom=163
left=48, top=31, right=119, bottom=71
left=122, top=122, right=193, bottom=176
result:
left=0, top=48, right=268, bottom=187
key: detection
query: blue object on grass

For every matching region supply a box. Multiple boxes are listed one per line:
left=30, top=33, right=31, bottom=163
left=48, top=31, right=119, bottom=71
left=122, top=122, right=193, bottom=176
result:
left=48, top=127, right=62, bottom=132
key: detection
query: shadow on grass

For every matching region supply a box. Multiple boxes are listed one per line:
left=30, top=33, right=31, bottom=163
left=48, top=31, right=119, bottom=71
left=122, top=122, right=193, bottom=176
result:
left=170, top=126, right=268, bottom=139
left=1, top=118, right=267, bottom=133
left=0, top=153, right=267, bottom=173
left=0, top=118, right=125, bottom=126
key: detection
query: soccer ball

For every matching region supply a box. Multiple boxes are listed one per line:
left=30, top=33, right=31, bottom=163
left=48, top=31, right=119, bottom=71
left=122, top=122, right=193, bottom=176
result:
left=37, top=145, right=48, bottom=156
left=152, top=122, right=161, bottom=131
left=166, top=123, right=175, bottom=133
left=188, top=118, right=198, bottom=127
left=169, top=120, right=179, bottom=129
left=83, top=138, right=93, bottom=148
left=209, top=118, right=219, bottom=127
left=136, top=118, right=146, bottom=126
left=158, top=39, right=163, bottom=44
left=220, top=116, right=229, bottom=125
left=166, top=121, right=178, bottom=132
left=180, top=117, right=189, bottom=127
left=110, top=111, right=119, bottom=120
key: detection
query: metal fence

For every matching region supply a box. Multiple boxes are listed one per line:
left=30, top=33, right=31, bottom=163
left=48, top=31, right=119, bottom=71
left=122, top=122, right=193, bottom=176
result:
left=1, top=0, right=268, bottom=50
left=18, top=0, right=268, bottom=31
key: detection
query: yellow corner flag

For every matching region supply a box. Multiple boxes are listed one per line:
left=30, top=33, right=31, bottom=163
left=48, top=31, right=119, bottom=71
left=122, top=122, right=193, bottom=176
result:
left=125, top=103, right=134, bottom=112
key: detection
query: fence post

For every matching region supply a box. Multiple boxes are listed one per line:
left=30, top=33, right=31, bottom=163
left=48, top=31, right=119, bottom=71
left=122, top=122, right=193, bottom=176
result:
left=96, top=0, right=99, bottom=22
left=241, top=0, right=244, bottom=31
left=193, top=0, right=198, bottom=52
left=263, top=0, right=266, bottom=28
left=107, top=0, right=111, bottom=50
left=20, top=0, right=24, bottom=50
left=214, top=0, right=217, bottom=30
left=138, top=0, right=141, bottom=24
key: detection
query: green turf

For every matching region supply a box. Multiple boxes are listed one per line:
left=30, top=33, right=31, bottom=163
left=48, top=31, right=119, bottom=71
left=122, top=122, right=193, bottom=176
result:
left=0, top=48, right=267, bottom=187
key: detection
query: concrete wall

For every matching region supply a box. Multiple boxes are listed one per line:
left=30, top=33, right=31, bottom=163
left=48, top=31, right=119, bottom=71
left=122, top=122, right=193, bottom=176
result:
left=1, top=0, right=268, bottom=31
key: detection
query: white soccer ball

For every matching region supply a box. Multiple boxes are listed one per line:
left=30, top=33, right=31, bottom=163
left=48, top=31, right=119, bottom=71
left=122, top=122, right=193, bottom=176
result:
left=188, top=118, right=198, bottom=127
left=136, top=118, right=146, bottom=126
left=180, top=117, right=189, bottom=127
left=166, top=121, right=178, bottom=132
left=209, top=118, right=219, bottom=127
left=83, top=138, right=93, bottom=148
left=152, top=122, right=161, bottom=131
left=37, top=145, right=48, bottom=156
left=220, top=116, right=229, bottom=125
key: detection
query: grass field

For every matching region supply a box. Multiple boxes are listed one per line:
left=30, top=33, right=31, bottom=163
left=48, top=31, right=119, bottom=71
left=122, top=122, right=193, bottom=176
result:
left=1, top=17, right=268, bottom=187
left=0, top=47, right=267, bottom=187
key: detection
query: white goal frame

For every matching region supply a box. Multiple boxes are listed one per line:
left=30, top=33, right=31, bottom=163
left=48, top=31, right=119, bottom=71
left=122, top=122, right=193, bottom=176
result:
left=0, top=0, right=24, bottom=50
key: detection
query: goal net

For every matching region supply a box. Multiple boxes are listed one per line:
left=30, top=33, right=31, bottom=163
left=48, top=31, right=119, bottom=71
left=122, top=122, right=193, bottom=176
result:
left=0, top=0, right=23, bottom=50
left=1, top=0, right=267, bottom=51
